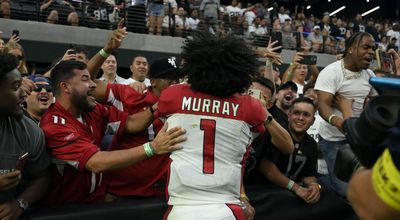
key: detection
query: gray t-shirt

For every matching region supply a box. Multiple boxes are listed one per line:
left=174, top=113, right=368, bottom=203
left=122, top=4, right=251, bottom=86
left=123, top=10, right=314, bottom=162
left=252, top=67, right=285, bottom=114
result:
left=0, top=116, right=50, bottom=203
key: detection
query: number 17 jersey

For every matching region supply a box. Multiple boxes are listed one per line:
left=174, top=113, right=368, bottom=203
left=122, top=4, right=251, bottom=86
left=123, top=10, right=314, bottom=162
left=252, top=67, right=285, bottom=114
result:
left=157, top=84, right=267, bottom=205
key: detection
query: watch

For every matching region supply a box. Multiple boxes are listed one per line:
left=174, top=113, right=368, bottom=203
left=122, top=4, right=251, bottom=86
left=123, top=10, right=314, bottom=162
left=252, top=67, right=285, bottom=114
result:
left=16, top=198, right=29, bottom=212
left=265, top=115, right=274, bottom=125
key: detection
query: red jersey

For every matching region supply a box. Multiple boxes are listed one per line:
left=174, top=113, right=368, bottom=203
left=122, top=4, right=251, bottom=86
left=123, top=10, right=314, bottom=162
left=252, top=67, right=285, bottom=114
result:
left=105, top=84, right=167, bottom=196
left=40, top=102, right=128, bottom=204
left=157, top=84, right=266, bottom=205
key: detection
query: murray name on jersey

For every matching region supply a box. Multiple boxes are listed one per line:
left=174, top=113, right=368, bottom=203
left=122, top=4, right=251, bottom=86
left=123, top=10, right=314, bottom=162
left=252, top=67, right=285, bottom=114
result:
left=181, top=96, right=239, bottom=117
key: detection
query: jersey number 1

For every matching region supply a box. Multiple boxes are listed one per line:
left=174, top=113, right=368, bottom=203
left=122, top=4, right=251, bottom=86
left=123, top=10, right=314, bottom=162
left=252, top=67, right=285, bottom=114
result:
left=200, top=119, right=216, bottom=174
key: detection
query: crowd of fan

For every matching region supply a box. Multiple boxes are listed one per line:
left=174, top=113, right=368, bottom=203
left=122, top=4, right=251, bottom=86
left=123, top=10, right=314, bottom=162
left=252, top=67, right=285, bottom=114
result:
left=2, top=0, right=400, bottom=55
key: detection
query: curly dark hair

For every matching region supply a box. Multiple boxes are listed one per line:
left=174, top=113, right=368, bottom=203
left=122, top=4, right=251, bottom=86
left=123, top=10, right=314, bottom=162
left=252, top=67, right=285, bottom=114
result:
left=182, top=31, right=258, bottom=98
left=0, top=53, right=19, bottom=83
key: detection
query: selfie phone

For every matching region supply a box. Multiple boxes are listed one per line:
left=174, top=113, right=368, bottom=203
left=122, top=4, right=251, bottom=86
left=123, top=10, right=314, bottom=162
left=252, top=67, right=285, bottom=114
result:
left=248, top=89, right=262, bottom=100
left=375, top=49, right=396, bottom=74
left=12, top=29, right=20, bottom=37
left=15, top=152, right=29, bottom=171
left=299, top=55, right=317, bottom=65
left=369, top=77, right=400, bottom=95
left=270, top=30, right=282, bottom=53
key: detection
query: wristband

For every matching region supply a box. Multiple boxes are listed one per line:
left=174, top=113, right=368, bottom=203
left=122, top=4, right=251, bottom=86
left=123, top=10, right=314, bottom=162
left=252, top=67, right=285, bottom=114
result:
left=372, top=148, right=400, bottom=211
left=328, top=114, right=337, bottom=125
left=99, top=49, right=110, bottom=59
left=310, top=182, right=322, bottom=191
left=240, top=193, right=249, bottom=202
left=143, top=142, right=155, bottom=158
left=287, top=180, right=295, bottom=190
left=265, top=58, right=273, bottom=68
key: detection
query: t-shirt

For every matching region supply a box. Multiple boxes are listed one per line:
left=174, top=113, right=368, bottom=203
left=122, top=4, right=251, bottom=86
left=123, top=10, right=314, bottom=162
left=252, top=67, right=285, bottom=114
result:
left=158, top=84, right=267, bottom=205
left=0, top=116, right=50, bottom=203
left=105, top=84, right=167, bottom=196
left=314, top=60, right=377, bottom=141
left=40, top=102, right=128, bottom=204
left=266, top=133, right=318, bottom=183
left=121, top=77, right=151, bottom=87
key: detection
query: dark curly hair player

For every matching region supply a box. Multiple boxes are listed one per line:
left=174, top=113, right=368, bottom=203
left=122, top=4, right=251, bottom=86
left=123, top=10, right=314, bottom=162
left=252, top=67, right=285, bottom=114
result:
left=182, top=31, right=259, bottom=98
left=158, top=30, right=268, bottom=220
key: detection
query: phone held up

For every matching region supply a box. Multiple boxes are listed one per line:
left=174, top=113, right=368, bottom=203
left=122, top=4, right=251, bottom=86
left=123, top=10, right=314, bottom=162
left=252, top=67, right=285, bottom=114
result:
left=248, top=89, right=262, bottom=100
left=12, top=29, right=20, bottom=37
left=15, top=152, right=29, bottom=171
left=299, top=55, right=317, bottom=65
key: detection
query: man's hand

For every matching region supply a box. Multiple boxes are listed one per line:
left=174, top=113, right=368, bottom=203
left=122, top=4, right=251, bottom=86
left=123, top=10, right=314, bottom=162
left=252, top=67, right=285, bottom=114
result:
left=7, top=35, right=20, bottom=45
left=0, top=171, right=21, bottom=191
left=292, top=52, right=305, bottom=65
left=305, top=184, right=321, bottom=204
left=334, top=93, right=353, bottom=119
left=129, top=82, right=147, bottom=94
left=21, top=78, right=35, bottom=96
left=61, top=49, right=77, bottom=61
left=294, top=186, right=311, bottom=203
left=0, top=200, right=22, bottom=220
left=257, top=39, right=283, bottom=65
left=103, top=19, right=128, bottom=54
left=151, top=122, right=186, bottom=155
left=240, top=198, right=255, bottom=220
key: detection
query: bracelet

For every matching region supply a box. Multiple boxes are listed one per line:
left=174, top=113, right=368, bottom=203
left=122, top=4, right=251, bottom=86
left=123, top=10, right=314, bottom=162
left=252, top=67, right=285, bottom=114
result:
left=287, top=180, right=295, bottom=190
left=99, top=49, right=110, bottom=59
left=143, top=142, right=155, bottom=158
left=310, top=182, right=322, bottom=191
left=328, top=114, right=337, bottom=125
left=240, top=193, right=249, bottom=202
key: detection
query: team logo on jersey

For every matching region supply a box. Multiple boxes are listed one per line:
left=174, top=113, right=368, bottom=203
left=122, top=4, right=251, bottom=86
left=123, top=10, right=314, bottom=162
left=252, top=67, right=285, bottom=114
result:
left=168, top=57, right=177, bottom=68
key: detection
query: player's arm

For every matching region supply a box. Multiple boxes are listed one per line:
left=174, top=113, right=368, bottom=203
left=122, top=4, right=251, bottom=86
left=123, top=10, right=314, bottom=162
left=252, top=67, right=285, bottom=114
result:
left=124, top=105, right=156, bottom=134
left=265, top=117, right=294, bottom=154
left=86, top=123, right=186, bottom=173
left=240, top=184, right=255, bottom=220
left=317, top=90, right=345, bottom=133
left=87, top=20, right=127, bottom=81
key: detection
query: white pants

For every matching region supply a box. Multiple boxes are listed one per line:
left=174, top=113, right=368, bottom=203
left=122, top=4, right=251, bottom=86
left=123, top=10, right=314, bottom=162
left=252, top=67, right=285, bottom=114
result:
left=165, top=203, right=245, bottom=220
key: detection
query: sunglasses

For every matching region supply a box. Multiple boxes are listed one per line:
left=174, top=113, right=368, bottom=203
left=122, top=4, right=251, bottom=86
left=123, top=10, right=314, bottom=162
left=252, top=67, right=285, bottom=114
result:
left=34, top=84, right=53, bottom=93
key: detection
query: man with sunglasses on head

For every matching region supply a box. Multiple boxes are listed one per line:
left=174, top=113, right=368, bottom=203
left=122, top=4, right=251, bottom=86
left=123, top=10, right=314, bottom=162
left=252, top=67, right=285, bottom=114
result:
left=24, top=75, right=54, bottom=124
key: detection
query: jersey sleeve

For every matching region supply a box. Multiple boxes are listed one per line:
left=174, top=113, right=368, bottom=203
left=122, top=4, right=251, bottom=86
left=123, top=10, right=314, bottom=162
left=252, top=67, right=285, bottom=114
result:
left=246, top=97, right=267, bottom=135
left=41, top=122, right=98, bottom=172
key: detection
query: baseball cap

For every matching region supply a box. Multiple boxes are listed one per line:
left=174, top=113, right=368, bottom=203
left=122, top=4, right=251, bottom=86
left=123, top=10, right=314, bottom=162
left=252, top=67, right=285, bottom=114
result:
left=28, top=74, right=50, bottom=84
left=313, top=25, right=321, bottom=30
left=148, top=57, right=180, bottom=80
left=252, top=76, right=275, bottom=94
left=278, top=81, right=298, bottom=93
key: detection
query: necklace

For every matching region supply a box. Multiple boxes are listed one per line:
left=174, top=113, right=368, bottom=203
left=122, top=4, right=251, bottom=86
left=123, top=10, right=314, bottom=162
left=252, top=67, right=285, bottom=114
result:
left=341, top=60, right=362, bottom=80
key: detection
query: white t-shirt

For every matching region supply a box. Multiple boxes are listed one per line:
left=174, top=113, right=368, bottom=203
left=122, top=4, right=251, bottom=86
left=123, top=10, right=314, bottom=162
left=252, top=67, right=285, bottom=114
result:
left=307, top=111, right=322, bottom=143
left=386, top=29, right=400, bottom=48
left=225, top=5, right=243, bottom=17
left=314, top=60, right=377, bottom=141
left=121, top=77, right=151, bottom=87
left=186, top=17, right=200, bottom=30
left=294, top=81, right=304, bottom=97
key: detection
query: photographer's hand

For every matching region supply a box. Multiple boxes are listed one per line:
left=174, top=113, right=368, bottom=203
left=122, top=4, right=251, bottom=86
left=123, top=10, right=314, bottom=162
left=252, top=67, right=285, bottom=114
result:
left=387, top=49, right=400, bottom=76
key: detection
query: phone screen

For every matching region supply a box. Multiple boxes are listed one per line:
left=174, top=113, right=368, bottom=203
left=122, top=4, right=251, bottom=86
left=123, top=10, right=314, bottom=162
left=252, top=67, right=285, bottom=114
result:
left=377, top=50, right=396, bottom=73
left=270, top=31, right=282, bottom=53
left=12, top=30, right=19, bottom=37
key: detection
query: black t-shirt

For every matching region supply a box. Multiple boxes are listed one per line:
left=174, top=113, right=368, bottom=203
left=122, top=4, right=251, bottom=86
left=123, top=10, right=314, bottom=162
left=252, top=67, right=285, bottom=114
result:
left=87, top=1, right=113, bottom=21
left=269, top=105, right=288, bottom=128
left=245, top=124, right=318, bottom=185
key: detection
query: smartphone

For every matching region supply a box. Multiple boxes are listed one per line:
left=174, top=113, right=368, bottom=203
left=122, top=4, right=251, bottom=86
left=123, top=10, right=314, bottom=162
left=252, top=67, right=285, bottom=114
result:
left=270, top=31, right=282, bottom=53
left=376, top=49, right=396, bottom=74
left=248, top=89, right=262, bottom=100
left=67, top=44, right=75, bottom=55
left=12, top=29, right=19, bottom=37
left=369, top=77, right=400, bottom=95
left=15, top=152, right=29, bottom=171
left=299, top=55, right=317, bottom=65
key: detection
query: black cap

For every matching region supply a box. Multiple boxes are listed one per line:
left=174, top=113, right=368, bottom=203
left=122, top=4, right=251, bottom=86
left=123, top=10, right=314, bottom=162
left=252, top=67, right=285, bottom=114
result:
left=148, top=56, right=180, bottom=80
left=278, top=81, right=298, bottom=93
left=252, top=76, right=275, bottom=94
left=303, top=82, right=315, bottom=94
